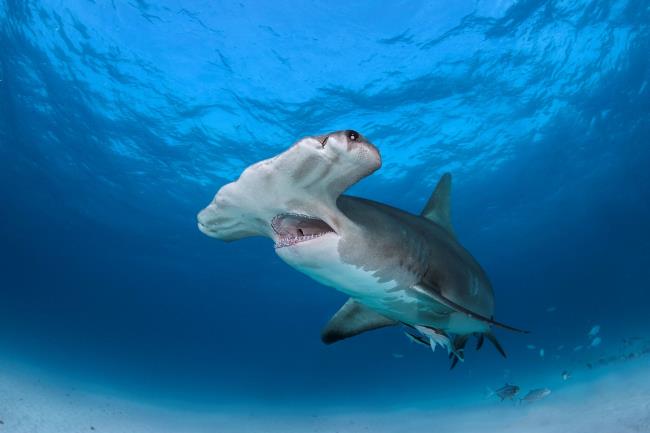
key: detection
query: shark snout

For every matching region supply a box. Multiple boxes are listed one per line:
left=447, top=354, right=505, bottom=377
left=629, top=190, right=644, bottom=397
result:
left=197, top=205, right=219, bottom=236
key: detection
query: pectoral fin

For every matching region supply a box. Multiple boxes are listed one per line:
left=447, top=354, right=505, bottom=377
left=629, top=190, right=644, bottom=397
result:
left=321, top=299, right=397, bottom=344
left=412, top=282, right=529, bottom=334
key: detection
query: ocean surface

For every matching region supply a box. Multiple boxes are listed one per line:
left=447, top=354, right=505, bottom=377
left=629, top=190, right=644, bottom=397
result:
left=1, top=1, right=649, bottom=432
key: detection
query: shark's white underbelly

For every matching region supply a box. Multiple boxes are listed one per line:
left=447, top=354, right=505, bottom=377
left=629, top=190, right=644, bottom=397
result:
left=275, top=234, right=398, bottom=297
left=275, top=235, right=489, bottom=334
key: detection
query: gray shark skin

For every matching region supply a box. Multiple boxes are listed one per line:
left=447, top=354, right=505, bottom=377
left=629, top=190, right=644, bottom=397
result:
left=197, top=130, right=526, bottom=365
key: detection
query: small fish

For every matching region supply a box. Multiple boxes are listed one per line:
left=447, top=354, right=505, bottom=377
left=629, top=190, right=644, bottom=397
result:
left=404, top=331, right=429, bottom=347
left=561, top=370, right=571, bottom=381
left=591, top=337, right=602, bottom=347
left=521, top=388, right=551, bottom=403
left=488, top=384, right=520, bottom=401
left=557, top=345, right=565, bottom=351
left=574, top=345, right=584, bottom=352
left=588, top=325, right=600, bottom=338
left=539, top=348, right=545, bottom=357
left=622, top=337, right=642, bottom=346
left=526, top=344, right=536, bottom=350
left=546, top=306, right=557, bottom=313
left=415, top=325, right=460, bottom=359
left=392, top=353, right=404, bottom=359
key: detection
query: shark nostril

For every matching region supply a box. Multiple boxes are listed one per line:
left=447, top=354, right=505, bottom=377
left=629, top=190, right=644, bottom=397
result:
left=319, top=135, right=329, bottom=148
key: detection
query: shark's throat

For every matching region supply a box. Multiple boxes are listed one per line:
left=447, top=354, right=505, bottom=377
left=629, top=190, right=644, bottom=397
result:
left=271, top=213, right=336, bottom=248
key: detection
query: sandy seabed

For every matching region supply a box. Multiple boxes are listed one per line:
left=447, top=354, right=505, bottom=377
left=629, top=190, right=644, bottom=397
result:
left=1, top=358, right=649, bottom=433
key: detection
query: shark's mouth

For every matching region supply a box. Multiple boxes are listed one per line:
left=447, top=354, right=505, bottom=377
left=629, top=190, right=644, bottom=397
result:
left=271, top=213, right=335, bottom=248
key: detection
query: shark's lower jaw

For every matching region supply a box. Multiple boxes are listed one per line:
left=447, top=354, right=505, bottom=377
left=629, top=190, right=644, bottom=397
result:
left=271, top=213, right=335, bottom=249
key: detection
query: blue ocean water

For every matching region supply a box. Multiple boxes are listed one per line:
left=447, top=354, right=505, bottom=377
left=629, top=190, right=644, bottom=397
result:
left=0, top=0, right=649, bottom=428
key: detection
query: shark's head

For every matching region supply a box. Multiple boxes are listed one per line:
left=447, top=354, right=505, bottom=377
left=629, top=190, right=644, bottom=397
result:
left=197, top=130, right=380, bottom=248
left=289, top=129, right=381, bottom=197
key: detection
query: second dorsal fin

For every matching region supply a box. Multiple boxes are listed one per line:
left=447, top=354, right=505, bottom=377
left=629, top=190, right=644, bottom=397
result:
left=421, top=172, right=454, bottom=236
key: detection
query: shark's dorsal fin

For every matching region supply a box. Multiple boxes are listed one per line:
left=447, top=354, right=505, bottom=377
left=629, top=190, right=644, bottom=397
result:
left=421, top=173, right=454, bottom=237
left=321, top=298, right=397, bottom=344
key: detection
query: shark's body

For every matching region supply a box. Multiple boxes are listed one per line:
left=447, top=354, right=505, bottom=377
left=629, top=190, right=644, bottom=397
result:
left=276, top=195, right=494, bottom=336
left=198, top=130, right=525, bottom=365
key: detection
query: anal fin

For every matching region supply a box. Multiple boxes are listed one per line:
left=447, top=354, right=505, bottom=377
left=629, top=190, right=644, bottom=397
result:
left=321, top=299, right=397, bottom=344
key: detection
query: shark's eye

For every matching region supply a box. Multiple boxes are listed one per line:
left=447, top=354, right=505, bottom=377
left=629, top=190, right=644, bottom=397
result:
left=346, top=130, right=360, bottom=141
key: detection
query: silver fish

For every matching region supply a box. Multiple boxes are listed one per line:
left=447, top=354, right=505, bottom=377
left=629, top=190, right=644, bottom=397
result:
left=521, top=387, right=551, bottom=403
left=489, top=383, right=520, bottom=401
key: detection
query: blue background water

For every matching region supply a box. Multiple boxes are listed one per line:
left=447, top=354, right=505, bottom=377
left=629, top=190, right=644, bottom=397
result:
left=1, top=0, right=648, bottom=410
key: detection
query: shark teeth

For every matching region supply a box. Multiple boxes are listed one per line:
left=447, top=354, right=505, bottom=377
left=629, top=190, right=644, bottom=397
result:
left=275, top=232, right=328, bottom=248
left=271, top=213, right=335, bottom=248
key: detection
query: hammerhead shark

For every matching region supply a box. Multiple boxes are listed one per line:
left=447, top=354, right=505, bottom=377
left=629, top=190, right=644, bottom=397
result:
left=197, top=130, right=526, bottom=367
